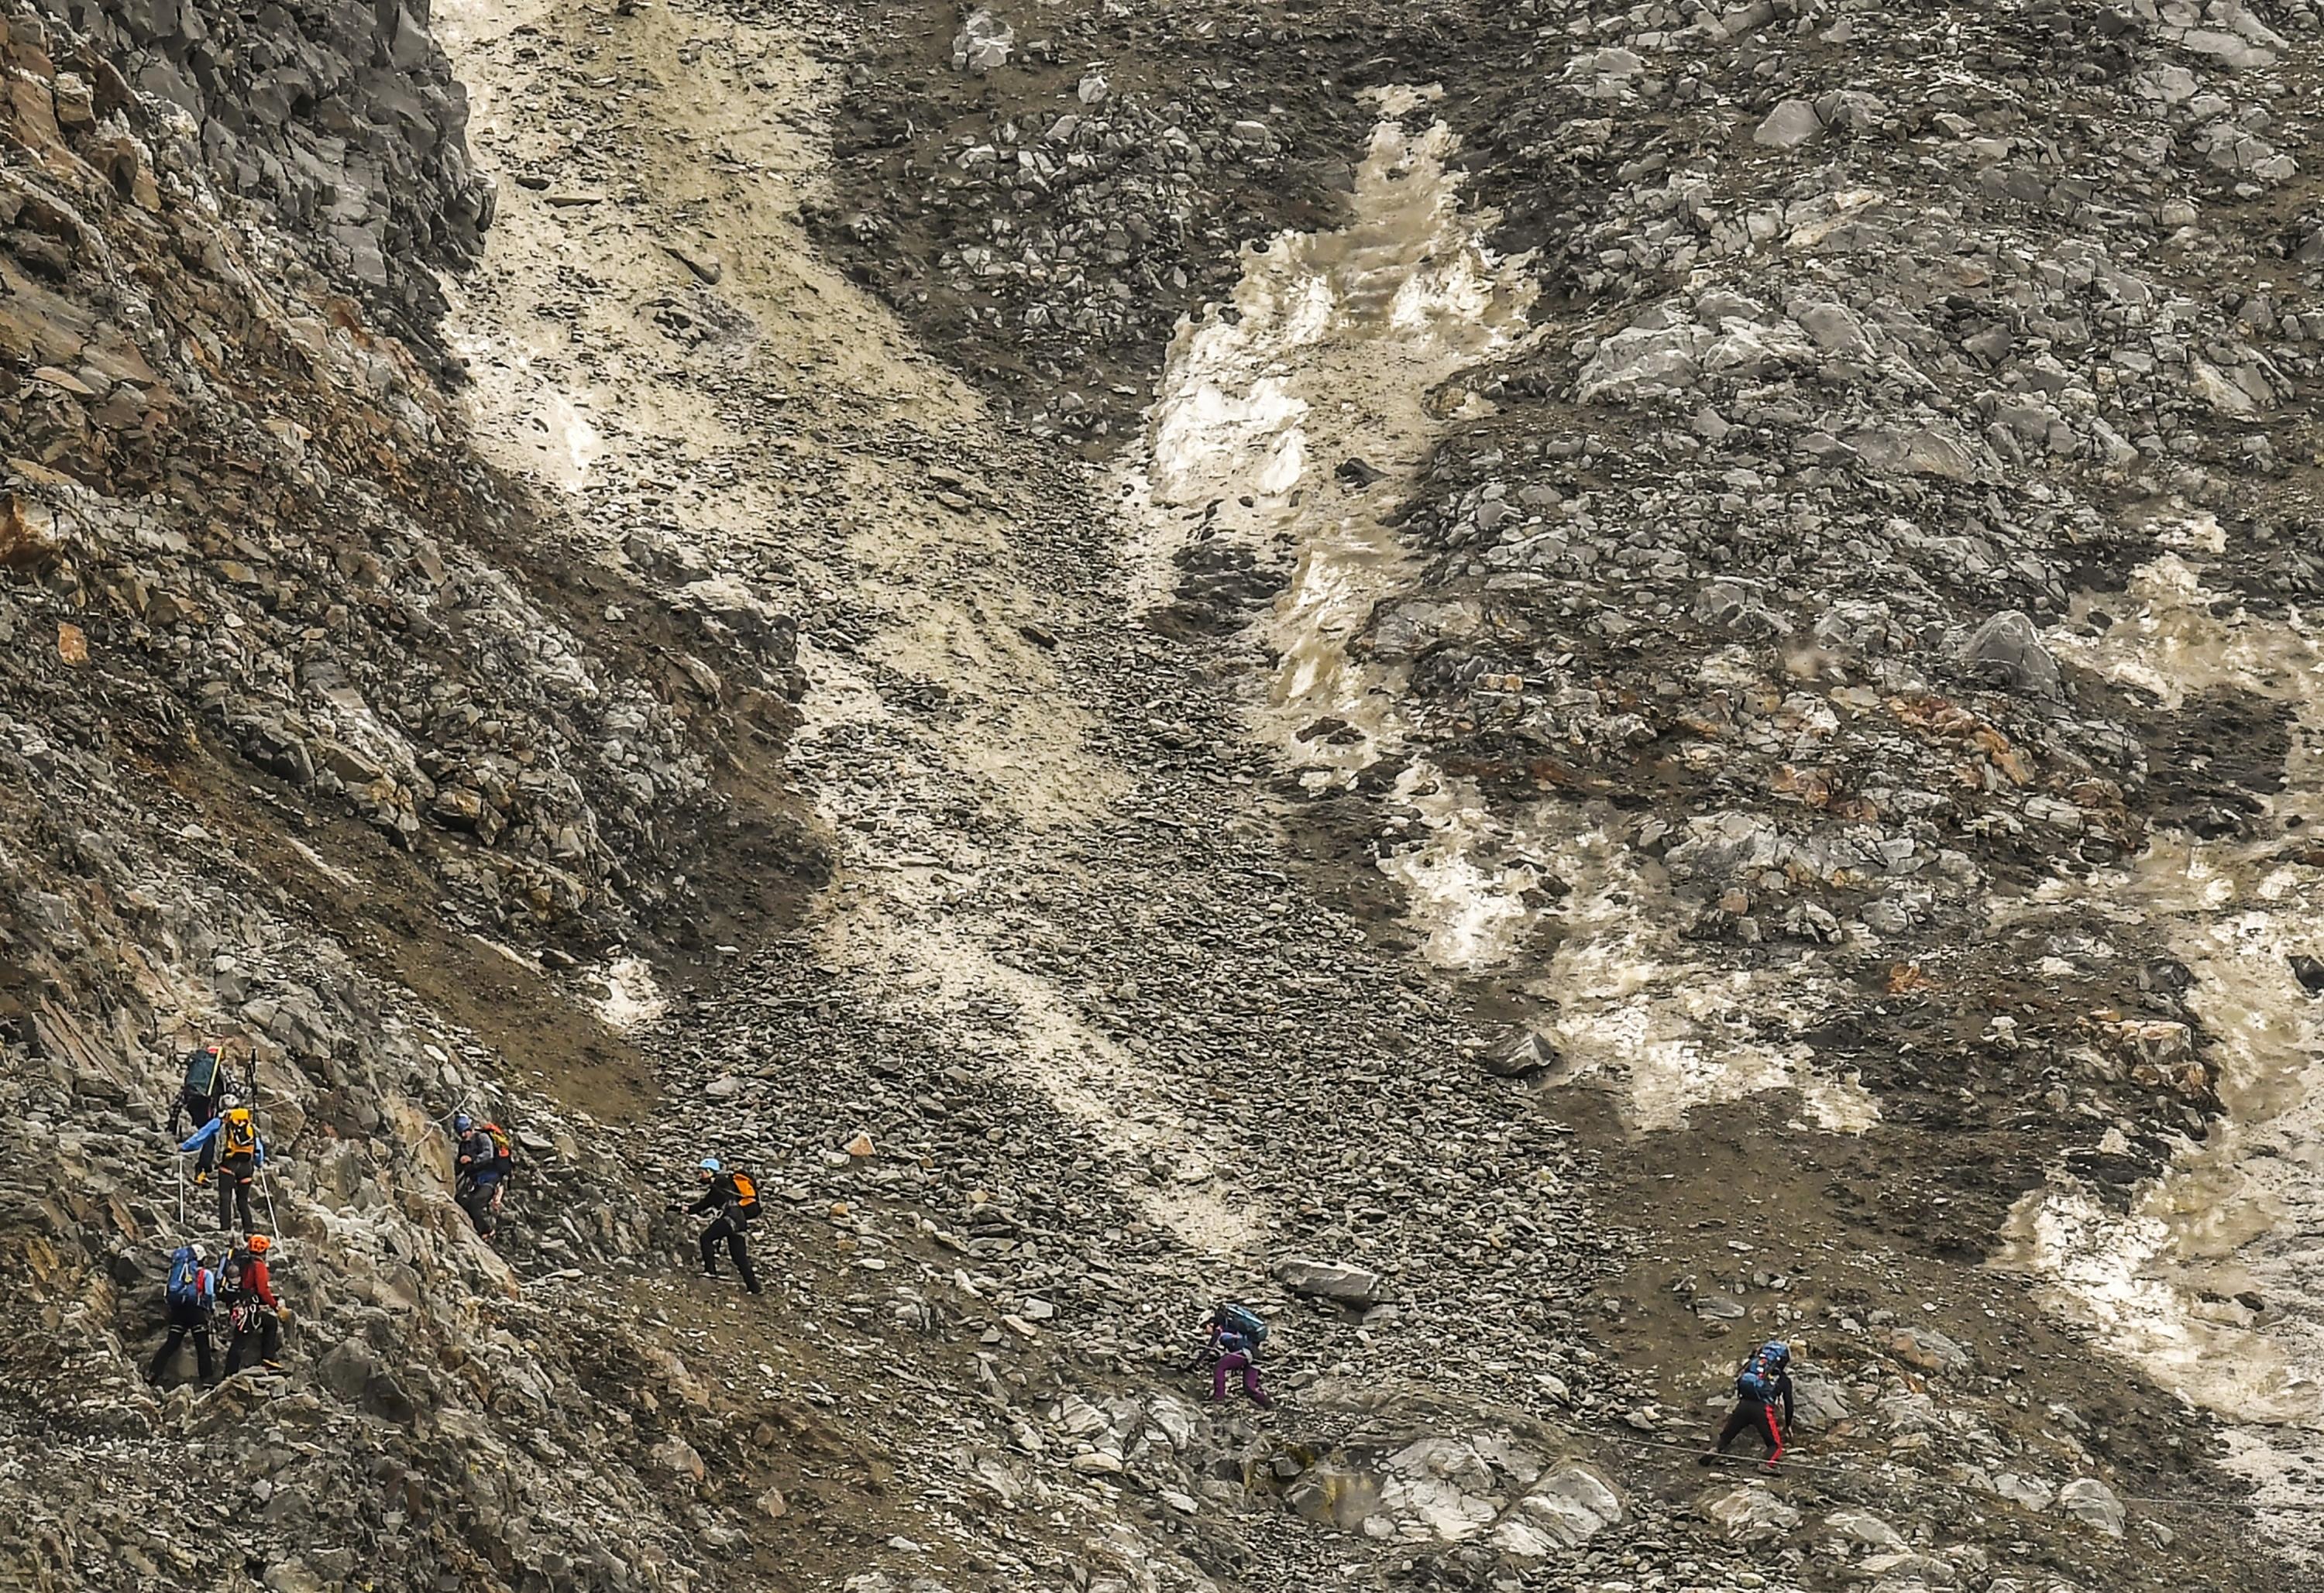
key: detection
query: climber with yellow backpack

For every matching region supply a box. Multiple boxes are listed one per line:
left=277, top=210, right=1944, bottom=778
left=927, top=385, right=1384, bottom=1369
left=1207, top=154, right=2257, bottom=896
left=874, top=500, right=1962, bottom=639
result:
left=180, top=1095, right=266, bottom=1234
left=688, top=1158, right=762, bottom=1296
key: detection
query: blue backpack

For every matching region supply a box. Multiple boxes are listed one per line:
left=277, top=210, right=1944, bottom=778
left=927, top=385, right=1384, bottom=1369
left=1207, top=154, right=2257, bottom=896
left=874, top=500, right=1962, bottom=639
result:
left=165, top=1246, right=211, bottom=1311
left=1736, top=1341, right=1788, bottom=1402
left=1215, top=1304, right=1267, bottom=1347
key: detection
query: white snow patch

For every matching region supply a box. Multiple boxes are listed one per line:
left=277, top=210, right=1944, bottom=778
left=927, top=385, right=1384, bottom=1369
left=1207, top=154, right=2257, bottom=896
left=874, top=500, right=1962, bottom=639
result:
left=589, top=956, right=669, bottom=1031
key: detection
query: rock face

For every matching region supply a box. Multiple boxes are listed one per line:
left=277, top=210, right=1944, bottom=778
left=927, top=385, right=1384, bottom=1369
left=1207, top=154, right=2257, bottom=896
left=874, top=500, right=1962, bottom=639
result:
left=0, top=0, right=808, bottom=953
left=2, top=0, right=2313, bottom=1586
left=63, top=0, right=490, bottom=343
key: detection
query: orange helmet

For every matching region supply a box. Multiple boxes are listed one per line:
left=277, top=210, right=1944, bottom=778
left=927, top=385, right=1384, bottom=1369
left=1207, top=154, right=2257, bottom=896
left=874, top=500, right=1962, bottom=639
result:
left=246, top=1234, right=271, bottom=1253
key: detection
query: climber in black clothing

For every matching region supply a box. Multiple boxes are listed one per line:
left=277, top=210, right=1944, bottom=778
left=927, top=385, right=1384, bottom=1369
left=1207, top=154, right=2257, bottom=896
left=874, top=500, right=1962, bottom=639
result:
left=689, top=1158, right=761, bottom=1295
left=167, top=1042, right=230, bottom=1182
left=1701, top=1340, right=1796, bottom=1470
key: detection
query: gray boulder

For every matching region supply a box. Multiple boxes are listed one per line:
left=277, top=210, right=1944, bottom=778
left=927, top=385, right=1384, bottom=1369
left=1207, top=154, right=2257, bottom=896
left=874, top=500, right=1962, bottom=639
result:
left=1755, top=99, right=1824, bottom=149
left=1959, top=611, right=2065, bottom=699
left=2056, top=1477, right=2126, bottom=1536
left=1273, top=1258, right=1388, bottom=1306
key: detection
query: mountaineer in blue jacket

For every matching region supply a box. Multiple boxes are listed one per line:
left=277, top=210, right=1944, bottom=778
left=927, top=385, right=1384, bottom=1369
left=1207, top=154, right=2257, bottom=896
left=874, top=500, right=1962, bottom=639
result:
left=146, top=1243, right=218, bottom=1387
left=180, top=1096, right=266, bottom=1234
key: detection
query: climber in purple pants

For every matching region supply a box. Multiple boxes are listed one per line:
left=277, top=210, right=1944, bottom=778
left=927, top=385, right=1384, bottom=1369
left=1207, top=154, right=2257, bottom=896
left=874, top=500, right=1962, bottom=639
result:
left=1211, top=1347, right=1270, bottom=1405
left=1198, top=1304, right=1274, bottom=1407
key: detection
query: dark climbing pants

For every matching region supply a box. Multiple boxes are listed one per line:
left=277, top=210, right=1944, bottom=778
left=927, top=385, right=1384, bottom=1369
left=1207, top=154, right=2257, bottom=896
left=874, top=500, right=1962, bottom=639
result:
left=225, top=1312, right=281, bottom=1373
left=147, top=1304, right=215, bottom=1385
left=457, top=1176, right=500, bottom=1238
left=1715, top=1399, right=1786, bottom=1461
left=216, top=1152, right=255, bottom=1232
left=182, top=1090, right=221, bottom=1176
left=701, top=1212, right=760, bottom=1293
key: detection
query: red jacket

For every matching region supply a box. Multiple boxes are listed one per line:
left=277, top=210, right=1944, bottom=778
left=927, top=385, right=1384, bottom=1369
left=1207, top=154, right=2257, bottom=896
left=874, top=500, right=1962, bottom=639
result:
left=237, top=1254, right=277, bottom=1310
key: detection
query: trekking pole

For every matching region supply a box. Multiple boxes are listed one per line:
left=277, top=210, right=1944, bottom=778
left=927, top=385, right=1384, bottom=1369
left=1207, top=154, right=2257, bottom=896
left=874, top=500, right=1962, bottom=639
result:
left=259, top=1167, right=281, bottom=1239
left=176, top=1152, right=184, bottom=1227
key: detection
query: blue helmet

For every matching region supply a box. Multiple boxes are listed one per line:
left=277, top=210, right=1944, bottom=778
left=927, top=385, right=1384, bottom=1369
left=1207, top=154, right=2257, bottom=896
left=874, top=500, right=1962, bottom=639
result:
left=453, top=1114, right=473, bottom=1134
left=699, top=1157, right=721, bottom=1174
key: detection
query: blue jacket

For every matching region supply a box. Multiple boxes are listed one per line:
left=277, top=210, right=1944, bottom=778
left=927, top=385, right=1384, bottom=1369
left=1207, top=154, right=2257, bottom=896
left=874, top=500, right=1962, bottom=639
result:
left=180, top=1116, right=266, bottom=1167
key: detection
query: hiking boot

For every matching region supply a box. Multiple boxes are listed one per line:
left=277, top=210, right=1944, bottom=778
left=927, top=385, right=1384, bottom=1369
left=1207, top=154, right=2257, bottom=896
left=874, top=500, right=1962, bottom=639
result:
left=193, top=1173, right=211, bottom=1186
left=262, top=1359, right=283, bottom=1370
left=1697, top=1453, right=1718, bottom=1467
left=1761, top=1461, right=1781, bottom=1474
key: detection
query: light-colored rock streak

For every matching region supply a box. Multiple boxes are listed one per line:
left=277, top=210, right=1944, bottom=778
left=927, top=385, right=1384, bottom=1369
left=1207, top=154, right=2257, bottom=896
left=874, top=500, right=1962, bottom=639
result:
left=1996, top=534, right=2324, bottom=1545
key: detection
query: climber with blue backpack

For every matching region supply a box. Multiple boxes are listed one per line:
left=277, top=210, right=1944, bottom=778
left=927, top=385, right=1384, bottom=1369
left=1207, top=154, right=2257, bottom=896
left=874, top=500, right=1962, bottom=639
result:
left=1193, top=1303, right=1274, bottom=1408
left=146, top=1242, right=218, bottom=1387
left=1700, top=1339, right=1796, bottom=1470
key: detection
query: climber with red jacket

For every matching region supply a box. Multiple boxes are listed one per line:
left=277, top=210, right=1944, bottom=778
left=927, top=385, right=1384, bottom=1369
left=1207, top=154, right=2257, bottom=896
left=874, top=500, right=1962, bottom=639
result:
left=220, top=1234, right=286, bottom=1373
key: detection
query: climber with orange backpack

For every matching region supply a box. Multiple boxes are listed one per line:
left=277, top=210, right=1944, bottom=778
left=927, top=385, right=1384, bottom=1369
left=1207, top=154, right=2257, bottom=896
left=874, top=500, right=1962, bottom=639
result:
left=451, top=1113, right=511, bottom=1238
left=180, top=1095, right=265, bottom=1233
left=688, top=1158, right=762, bottom=1295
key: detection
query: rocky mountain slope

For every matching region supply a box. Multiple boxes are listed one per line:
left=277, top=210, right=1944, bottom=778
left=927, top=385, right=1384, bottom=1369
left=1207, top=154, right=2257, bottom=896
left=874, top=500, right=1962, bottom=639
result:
left=2, top=0, right=2317, bottom=1588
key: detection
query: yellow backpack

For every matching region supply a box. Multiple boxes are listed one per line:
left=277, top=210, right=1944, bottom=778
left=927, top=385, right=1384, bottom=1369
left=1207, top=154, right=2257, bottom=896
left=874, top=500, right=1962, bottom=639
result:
left=222, top=1110, right=256, bottom=1156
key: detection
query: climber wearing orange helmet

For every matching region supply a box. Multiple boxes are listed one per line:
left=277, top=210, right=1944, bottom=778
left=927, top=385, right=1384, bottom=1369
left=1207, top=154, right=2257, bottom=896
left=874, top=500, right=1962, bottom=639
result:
left=220, top=1234, right=285, bottom=1373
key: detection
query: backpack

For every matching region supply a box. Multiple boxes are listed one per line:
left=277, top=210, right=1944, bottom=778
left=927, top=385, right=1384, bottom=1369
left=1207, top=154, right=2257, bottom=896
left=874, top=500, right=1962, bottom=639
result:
left=729, top=1171, right=758, bottom=1214
left=486, top=1123, right=514, bottom=1172
left=1215, top=1304, right=1267, bottom=1347
left=1736, top=1341, right=1788, bottom=1402
left=221, top=1110, right=256, bottom=1156
left=166, top=1247, right=210, bottom=1311
left=183, top=1047, right=224, bottom=1098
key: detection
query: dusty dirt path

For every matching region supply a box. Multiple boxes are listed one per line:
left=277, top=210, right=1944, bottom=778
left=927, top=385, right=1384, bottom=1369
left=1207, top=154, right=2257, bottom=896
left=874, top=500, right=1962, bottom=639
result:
left=435, top=0, right=1271, bottom=1260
